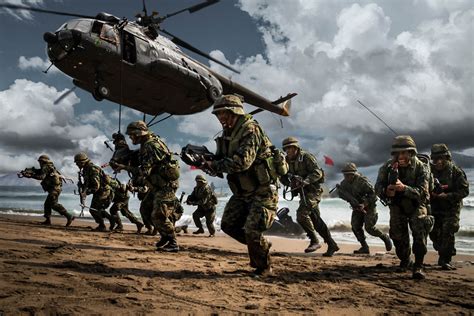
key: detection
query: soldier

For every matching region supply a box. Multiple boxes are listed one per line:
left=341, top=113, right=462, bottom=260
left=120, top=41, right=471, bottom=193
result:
left=375, top=136, right=433, bottom=279
left=186, top=174, right=218, bottom=237
left=108, top=177, right=144, bottom=233
left=74, top=152, right=115, bottom=232
left=126, top=121, right=180, bottom=252
left=29, top=155, right=74, bottom=226
left=429, top=144, right=469, bottom=270
left=337, top=163, right=392, bottom=254
left=280, top=137, right=339, bottom=256
left=204, top=94, right=280, bottom=276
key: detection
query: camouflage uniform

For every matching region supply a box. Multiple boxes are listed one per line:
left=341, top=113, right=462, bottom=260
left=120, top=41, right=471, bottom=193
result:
left=187, top=175, right=218, bottom=236
left=280, top=137, right=339, bottom=256
left=429, top=144, right=469, bottom=268
left=375, top=136, right=433, bottom=279
left=211, top=95, right=278, bottom=274
left=126, top=121, right=180, bottom=251
left=338, top=163, right=391, bottom=253
left=109, top=178, right=144, bottom=232
left=32, top=155, right=73, bottom=225
left=75, top=153, right=115, bottom=230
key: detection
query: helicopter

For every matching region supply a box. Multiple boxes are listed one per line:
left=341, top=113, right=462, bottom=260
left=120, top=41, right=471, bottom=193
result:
left=1, top=1, right=296, bottom=118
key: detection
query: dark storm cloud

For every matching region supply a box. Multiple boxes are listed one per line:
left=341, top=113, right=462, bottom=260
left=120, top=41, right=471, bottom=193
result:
left=0, top=131, right=77, bottom=152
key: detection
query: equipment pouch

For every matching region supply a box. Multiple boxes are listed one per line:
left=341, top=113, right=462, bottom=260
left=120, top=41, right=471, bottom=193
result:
left=271, top=146, right=289, bottom=177
left=255, top=162, right=271, bottom=185
left=162, top=158, right=180, bottom=181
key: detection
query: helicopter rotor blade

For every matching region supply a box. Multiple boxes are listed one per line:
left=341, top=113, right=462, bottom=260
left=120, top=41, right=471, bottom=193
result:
left=160, top=0, right=219, bottom=22
left=142, top=0, right=148, bottom=17
left=0, top=4, right=97, bottom=19
left=160, top=28, right=240, bottom=74
left=54, top=86, right=77, bottom=105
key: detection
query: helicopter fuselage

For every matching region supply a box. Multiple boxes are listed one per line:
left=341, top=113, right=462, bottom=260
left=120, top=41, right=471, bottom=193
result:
left=46, top=18, right=222, bottom=115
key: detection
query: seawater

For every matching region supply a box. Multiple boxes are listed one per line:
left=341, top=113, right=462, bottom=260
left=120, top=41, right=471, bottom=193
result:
left=1, top=185, right=473, bottom=254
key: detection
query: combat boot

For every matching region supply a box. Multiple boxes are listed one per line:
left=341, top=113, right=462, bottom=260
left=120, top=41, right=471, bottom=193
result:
left=397, top=259, right=413, bottom=272
left=353, top=245, right=370, bottom=254
left=252, top=266, right=273, bottom=278
left=412, top=267, right=425, bottom=280
left=193, top=228, right=205, bottom=235
left=381, top=234, right=393, bottom=251
left=41, top=218, right=52, bottom=226
left=304, top=241, right=322, bottom=253
left=114, top=225, right=124, bottom=232
left=155, top=235, right=170, bottom=249
left=65, top=216, right=75, bottom=227
left=181, top=225, right=188, bottom=234
left=162, top=237, right=179, bottom=253
left=322, top=241, right=340, bottom=257
left=136, top=223, right=144, bottom=234
left=151, top=227, right=158, bottom=236
left=92, top=224, right=107, bottom=232
left=144, top=227, right=153, bottom=235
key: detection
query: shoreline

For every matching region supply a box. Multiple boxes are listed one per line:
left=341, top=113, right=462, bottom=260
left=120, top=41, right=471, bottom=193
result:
left=0, top=214, right=473, bottom=314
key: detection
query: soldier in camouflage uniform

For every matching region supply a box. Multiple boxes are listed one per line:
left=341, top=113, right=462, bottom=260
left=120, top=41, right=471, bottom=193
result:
left=375, top=136, right=433, bottom=279
left=126, top=121, right=180, bottom=252
left=30, top=155, right=74, bottom=226
left=429, top=144, right=469, bottom=270
left=187, top=174, right=218, bottom=237
left=337, top=163, right=392, bottom=254
left=205, top=94, right=279, bottom=276
left=74, top=152, right=115, bottom=232
left=108, top=177, right=144, bottom=233
left=280, top=137, right=339, bottom=256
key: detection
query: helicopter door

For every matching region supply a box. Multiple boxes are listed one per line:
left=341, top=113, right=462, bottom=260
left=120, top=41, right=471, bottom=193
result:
left=122, top=32, right=137, bottom=64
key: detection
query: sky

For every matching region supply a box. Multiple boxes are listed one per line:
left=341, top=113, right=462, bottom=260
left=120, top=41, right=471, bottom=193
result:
left=0, top=0, right=472, bottom=191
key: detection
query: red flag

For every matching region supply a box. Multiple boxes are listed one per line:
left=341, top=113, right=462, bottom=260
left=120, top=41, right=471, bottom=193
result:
left=190, top=166, right=199, bottom=170
left=324, top=155, right=334, bottom=166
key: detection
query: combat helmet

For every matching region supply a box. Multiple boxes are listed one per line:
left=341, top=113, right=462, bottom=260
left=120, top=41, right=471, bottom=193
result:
left=126, top=120, right=149, bottom=136
left=112, top=132, right=126, bottom=143
left=282, top=137, right=300, bottom=149
left=391, top=135, right=417, bottom=155
left=37, top=154, right=51, bottom=163
left=212, top=94, right=245, bottom=115
left=341, top=162, right=357, bottom=174
left=195, top=174, right=207, bottom=183
left=431, top=143, right=451, bottom=159
left=74, top=152, right=89, bottom=163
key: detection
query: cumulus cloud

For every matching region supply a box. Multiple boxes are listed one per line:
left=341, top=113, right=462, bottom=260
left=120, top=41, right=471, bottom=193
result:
left=176, top=0, right=473, bottom=183
left=0, top=79, right=114, bottom=176
left=18, top=56, right=59, bottom=74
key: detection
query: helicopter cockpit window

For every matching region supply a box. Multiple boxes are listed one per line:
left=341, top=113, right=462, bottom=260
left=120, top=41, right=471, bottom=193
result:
left=100, top=24, right=119, bottom=45
left=74, top=20, right=92, bottom=33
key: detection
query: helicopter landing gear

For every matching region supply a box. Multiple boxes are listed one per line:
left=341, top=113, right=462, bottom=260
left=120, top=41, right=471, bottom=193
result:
left=207, top=86, right=221, bottom=102
left=92, top=85, right=109, bottom=101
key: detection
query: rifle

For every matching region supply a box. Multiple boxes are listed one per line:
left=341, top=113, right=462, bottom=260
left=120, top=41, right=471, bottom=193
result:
left=74, top=170, right=87, bottom=217
left=335, top=184, right=366, bottom=213
left=381, top=161, right=399, bottom=206
left=17, top=167, right=37, bottom=178
left=283, top=173, right=307, bottom=205
left=179, top=192, right=186, bottom=204
left=180, top=144, right=223, bottom=178
left=433, top=178, right=448, bottom=195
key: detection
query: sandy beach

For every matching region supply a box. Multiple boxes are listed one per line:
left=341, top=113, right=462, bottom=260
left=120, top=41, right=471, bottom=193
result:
left=0, top=214, right=472, bottom=315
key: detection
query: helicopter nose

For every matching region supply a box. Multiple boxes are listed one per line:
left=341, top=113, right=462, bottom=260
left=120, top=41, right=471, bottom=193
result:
left=57, top=29, right=81, bottom=51
left=43, top=32, right=57, bottom=44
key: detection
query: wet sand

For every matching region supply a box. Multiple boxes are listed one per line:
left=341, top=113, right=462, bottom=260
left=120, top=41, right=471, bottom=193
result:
left=0, top=214, right=472, bottom=315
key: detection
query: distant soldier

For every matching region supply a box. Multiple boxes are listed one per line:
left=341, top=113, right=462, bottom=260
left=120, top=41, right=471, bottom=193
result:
left=337, top=163, right=392, bottom=254
left=429, top=144, right=469, bottom=270
left=126, top=121, right=180, bottom=252
left=204, top=95, right=282, bottom=276
left=280, top=137, right=339, bottom=256
left=22, top=155, right=74, bottom=226
left=375, top=136, right=433, bottom=279
left=186, top=174, right=218, bottom=237
left=108, top=177, right=144, bottom=233
left=74, top=152, right=115, bottom=232
left=109, top=132, right=133, bottom=168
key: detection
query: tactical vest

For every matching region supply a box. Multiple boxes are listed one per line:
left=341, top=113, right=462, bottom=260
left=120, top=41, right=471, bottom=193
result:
left=288, top=151, right=324, bottom=192
left=431, top=161, right=465, bottom=211
left=215, top=114, right=275, bottom=195
left=341, top=174, right=377, bottom=206
left=84, top=162, right=110, bottom=192
left=40, top=164, right=62, bottom=192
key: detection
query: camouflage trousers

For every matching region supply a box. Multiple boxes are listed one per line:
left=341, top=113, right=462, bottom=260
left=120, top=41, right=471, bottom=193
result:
left=429, top=209, right=461, bottom=263
left=193, top=206, right=216, bottom=235
left=220, top=188, right=278, bottom=270
left=140, top=192, right=154, bottom=231
left=296, top=193, right=334, bottom=244
left=147, top=187, right=177, bottom=238
left=90, top=189, right=114, bottom=226
left=44, top=190, right=71, bottom=219
left=389, top=203, right=433, bottom=267
left=110, top=196, right=143, bottom=227
left=351, top=206, right=385, bottom=244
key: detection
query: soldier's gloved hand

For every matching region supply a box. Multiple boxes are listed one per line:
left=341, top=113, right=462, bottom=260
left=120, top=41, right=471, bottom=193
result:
left=386, top=186, right=396, bottom=197
left=437, top=192, right=448, bottom=198
left=394, top=179, right=406, bottom=192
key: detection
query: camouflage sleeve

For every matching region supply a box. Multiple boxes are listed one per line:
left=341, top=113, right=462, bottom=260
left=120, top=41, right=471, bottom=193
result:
left=141, top=141, right=167, bottom=175
left=337, top=180, right=351, bottom=203
left=280, top=160, right=291, bottom=186
left=448, top=166, right=469, bottom=201
left=30, top=167, right=45, bottom=180
left=402, top=163, right=429, bottom=202
left=187, top=187, right=198, bottom=203
left=374, top=163, right=388, bottom=198
left=359, top=177, right=377, bottom=204
left=85, top=165, right=101, bottom=194
left=212, top=123, right=262, bottom=174
left=303, top=153, right=323, bottom=184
